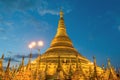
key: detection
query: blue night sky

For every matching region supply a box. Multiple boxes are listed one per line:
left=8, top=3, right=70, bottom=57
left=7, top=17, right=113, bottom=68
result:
left=0, top=0, right=120, bottom=67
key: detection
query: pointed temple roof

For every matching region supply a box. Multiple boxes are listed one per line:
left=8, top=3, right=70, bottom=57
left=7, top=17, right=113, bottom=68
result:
left=50, top=9, right=73, bottom=48
left=42, top=10, right=89, bottom=63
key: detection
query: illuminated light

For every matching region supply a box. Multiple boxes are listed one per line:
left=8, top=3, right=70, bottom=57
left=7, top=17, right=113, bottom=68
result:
left=28, top=44, right=33, bottom=49
left=38, top=41, right=44, bottom=47
left=31, top=41, right=36, bottom=47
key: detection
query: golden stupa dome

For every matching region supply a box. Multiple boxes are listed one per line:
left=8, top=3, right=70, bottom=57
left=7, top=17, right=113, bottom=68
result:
left=41, top=9, right=89, bottom=64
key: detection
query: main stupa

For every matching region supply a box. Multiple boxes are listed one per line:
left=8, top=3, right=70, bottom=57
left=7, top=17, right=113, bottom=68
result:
left=43, top=9, right=90, bottom=64
left=30, top=9, right=103, bottom=79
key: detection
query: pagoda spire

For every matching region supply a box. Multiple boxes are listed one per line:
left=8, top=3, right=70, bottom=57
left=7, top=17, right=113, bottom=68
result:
left=17, top=56, right=24, bottom=72
left=4, top=58, right=11, bottom=80
left=60, top=8, right=64, bottom=18
left=54, top=55, right=66, bottom=79
left=0, top=54, right=4, bottom=69
left=21, top=56, right=24, bottom=67
left=107, top=58, right=111, bottom=69
left=71, top=55, right=87, bottom=80
left=107, top=58, right=118, bottom=79
left=93, top=56, right=99, bottom=80
left=49, top=9, right=74, bottom=49
left=55, top=9, right=67, bottom=37
left=5, top=58, right=11, bottom=72
left=26, top=53, right=32, bottom=70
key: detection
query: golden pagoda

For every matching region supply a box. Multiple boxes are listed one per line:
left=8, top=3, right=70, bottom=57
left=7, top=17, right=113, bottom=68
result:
left=29, top=9, right=103, bottom=79
left=0, top=9, right=119, bottom=80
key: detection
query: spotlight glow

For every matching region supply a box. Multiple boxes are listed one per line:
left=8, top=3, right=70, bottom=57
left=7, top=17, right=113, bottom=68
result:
left=38, top=41, right=44, bottom=47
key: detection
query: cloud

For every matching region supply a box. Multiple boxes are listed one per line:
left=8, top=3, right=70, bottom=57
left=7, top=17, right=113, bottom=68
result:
left=5, top=22, right=13, bottom=27
left=38, top=9, right=59, bottom=16
left=0, top=19, right=14, bottom=32
left=34, top=21, right=52, bottom=32
left=4, top=57, right=20, bottom=62
left=0, top=0, right=72, bottom=16
left=66, top=9, right=72, bottom=13
left=14, top=54, right=23, bottom=58
left=14, top=53, right=38, bottom=59
left=25, top=53, right=38, bottom=58
left=0, top=0, right=72, bottom=41
left=0, top=0, right=47, bottom=13
left=38, top=7, right=72, bottom=16
left=7, top=51, right=13, bottom=54
left=38, top=5, right=72, bottom=16
left=16, top=11, right=52, bottom=32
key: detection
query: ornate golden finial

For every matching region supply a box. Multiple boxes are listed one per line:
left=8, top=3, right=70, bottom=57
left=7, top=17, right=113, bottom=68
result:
left=93, top=56, right=98, bottom=79
left=107, top=58, right=111, bottom=68
left=60, top=8, right=64, bottom=18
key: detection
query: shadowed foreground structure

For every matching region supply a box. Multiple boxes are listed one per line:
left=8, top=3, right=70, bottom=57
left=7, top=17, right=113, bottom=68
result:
left=0, top=10, right=120, bottom=80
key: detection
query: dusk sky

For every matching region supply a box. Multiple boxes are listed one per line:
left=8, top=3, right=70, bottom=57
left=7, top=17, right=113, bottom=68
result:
left=0, top=0, right=120, bottom=68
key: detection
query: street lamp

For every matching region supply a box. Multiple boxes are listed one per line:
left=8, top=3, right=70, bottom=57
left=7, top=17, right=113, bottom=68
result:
left=37, top=41, right=44, bottom=54
left=38, top=41, right=44, bottom=47
left=28, top=40, right=44, bottom=54
left=28, top=44, right=32, bottom=49
left=31, top=41, right=37, bottom=48
left=28, top=44, right=33, bottom=53
left=28, top=41, right=44, bottom=79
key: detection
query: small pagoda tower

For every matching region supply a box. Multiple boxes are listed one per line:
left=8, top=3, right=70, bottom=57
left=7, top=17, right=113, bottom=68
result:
left=0, top=54, right=4, bottom=80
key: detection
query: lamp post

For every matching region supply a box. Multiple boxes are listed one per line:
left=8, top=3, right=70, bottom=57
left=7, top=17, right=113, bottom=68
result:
left=28, top=43, right=33, bottom=53
left=28, top=40, right=44, bottom=66
left=37, top=41, right=44, bottom=55
left=29, top=41, right=44, bottom=54
left=28, top=40, right=44, bottom=80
